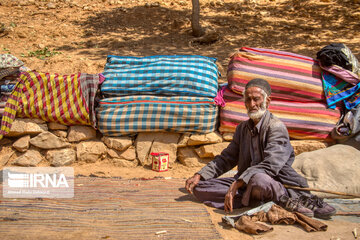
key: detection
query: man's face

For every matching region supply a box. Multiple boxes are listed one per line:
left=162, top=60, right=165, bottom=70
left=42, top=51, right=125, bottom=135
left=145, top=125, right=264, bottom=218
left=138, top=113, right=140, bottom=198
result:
left=244, top=86, right=270, bottom=121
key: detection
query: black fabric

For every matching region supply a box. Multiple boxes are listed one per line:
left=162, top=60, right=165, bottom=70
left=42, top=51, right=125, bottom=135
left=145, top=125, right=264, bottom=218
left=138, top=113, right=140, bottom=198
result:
left=316, top=43, right=352, bottom=70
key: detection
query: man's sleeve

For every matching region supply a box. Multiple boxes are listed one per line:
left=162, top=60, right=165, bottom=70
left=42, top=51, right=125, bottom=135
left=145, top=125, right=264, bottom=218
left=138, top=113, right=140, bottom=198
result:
left=239, top=120, right=292, bottom=184
left=197, top=125, right=241, bottom=180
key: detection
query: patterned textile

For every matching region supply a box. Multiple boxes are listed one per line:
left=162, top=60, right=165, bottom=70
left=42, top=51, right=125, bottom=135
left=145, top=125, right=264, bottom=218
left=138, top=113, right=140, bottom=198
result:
left=227, top=47, right=325, bottom=103
left=101, top=55, right=219, bottom=98
left=321, top=71, right=360, bottom=110
left=0, top=70, right=103, bottom=139
left=97, top=95, right=218, bottom=136
left=0, top=82, right=22, bottom=137
left=0, top=68, right=19, bottom=80
left=0, top=54, right=24, bottom=68
left=218, top=87, right=340, bottom=140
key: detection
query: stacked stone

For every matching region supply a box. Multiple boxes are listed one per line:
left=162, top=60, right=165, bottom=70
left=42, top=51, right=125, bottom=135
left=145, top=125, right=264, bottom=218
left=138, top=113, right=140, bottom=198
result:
left=0, top=118, right=329, bottom=168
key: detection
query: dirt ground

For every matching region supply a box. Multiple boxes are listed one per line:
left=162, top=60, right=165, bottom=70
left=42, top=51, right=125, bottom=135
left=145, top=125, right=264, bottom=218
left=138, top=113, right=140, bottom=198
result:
left=1, top=0, right=360, bottom=239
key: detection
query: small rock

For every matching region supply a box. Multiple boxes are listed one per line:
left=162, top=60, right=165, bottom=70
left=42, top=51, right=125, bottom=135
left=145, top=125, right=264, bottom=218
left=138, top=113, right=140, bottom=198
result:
left=47, top=148, right=76, bottom=167
left=67, top=125, right=96, bottom=142
left=108, top=146, right=136, bottom=161
left=222, top=132, right=233, bottom=141
left=187, top=132, right=223, bottom=146
left=13, top=150, right=43, bottom=167
left=47, top=3, right=56, bottom=9
left=8, top=118, right=48, bottom=137
left=111, top=158, right=138, bottom=168
left=177, top=147, right=210, bottom=167
left=29, top=132, right=71, bottom=149
left=177, top=133, right=191, bottom=147
left=52, top=130, right=68, bottom=138
left=48, top=122, right=68, bottom=131
left=76, top=141, right=107, bottom=163
left=195, top=142, right=230, bottom=158
left=102, top=136, right=132, bottom=151
left=0, top=151, right=15, bottom=166
left=12, top=135, right=30, bottom=152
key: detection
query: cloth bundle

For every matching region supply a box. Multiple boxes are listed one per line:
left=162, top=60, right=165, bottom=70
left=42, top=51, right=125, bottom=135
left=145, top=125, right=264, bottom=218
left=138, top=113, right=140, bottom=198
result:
left=218, top=87, right=340, bottom=140
left=101, top=55, right=219, bottom=98
left=235, top=204, right=327, bottom=235
left=0, top=70, right=103, bottom=139
left=0, top=54, right=29, bottom=116
left=316, top=43, right=360, bottom=141
left=96, top=95, right=218, bottom=136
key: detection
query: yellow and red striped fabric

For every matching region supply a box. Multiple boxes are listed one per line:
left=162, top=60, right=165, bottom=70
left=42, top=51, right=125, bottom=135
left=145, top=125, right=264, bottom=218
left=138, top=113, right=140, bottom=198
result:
left=16, top=71, right=90, bottom=125
left=0, top=70, right=101, bottom=139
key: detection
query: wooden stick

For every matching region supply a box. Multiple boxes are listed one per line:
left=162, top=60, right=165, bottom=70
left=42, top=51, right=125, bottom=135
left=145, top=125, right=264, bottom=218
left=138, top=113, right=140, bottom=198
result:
left=283, top=185, right=360, bottom=198
left=335, top=211, right=360, bottom=216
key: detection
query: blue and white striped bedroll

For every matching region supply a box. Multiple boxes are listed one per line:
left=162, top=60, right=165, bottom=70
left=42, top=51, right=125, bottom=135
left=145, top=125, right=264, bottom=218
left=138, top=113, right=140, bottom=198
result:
left=101, top=55, right=219, bottom=97
left=97, top=95, right=218, bottom=136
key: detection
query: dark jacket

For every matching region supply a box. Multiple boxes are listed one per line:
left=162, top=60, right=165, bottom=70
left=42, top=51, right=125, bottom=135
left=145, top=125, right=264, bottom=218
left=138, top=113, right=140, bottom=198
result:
left=198, top=110, right=309, bottom=193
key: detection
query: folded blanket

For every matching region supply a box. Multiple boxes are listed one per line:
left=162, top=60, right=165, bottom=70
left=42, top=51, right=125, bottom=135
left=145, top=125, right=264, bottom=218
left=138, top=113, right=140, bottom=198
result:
left=322, top=71, right=360, bottom=110
left=219, top=87, right=340, bottom=140
left=97, top=95, right=218, bottom=136
left=101, top=55, right=219, bottom=98
left=227, top=47, right=325, bottom=103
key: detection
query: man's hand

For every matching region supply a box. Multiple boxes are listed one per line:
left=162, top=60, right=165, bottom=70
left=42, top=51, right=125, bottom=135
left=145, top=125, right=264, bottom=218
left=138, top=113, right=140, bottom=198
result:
left=224, top=179, right=244, bottom=213
left=185, top=173, right=201, bottom=194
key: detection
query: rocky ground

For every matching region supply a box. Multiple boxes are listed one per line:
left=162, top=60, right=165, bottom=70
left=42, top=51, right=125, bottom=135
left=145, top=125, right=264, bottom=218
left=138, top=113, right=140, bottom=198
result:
left=1, top=0, right=360, bottom=239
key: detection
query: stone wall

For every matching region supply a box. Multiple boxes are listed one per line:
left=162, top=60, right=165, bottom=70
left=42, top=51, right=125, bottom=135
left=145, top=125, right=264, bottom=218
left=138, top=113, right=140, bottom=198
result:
left=0, top=118, right=330, bottom=168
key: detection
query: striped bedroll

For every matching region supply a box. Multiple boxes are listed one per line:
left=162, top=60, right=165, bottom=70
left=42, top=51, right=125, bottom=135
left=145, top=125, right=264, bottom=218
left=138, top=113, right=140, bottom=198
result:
left=0, top=70, right=103, bottom=139
left=101, top=55, right=219, bottom=98
left=219, top=87, right=340, bottom=140
left=227, top=47, right=325, bottom=103
left=97, top=95, right=218, bottom=136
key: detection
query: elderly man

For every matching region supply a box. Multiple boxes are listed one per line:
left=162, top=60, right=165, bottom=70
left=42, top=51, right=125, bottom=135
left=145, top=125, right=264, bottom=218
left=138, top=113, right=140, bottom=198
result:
left=185, top=78, right=336, bottom=219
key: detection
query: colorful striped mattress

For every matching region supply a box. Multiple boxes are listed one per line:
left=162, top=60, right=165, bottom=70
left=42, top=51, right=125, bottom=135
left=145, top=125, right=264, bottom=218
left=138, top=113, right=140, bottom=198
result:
left=218, top=87, right=340, bottom=140
left=101, top=55, right=219, bottom=98
left=97, top=95, right=218, bottom=136
left=227, top=47, right=325, bottom=103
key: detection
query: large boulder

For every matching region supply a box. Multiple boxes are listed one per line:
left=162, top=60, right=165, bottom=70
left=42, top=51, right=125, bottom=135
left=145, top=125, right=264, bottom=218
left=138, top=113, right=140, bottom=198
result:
left=293, top=144, right=360, bottom=197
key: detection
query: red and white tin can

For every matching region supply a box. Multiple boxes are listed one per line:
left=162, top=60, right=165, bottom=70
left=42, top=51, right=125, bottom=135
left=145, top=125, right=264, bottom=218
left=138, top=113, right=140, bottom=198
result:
left=151, top=152, right=169, bottom=172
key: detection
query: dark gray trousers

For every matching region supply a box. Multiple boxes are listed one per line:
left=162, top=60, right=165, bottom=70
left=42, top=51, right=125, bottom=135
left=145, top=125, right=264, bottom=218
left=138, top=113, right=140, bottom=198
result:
left=192, top=173, right=287, bottom=209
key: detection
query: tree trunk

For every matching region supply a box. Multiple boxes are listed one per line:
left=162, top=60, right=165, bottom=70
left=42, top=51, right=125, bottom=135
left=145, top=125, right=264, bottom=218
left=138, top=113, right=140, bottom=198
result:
left=191, top=0, right=205, bottom=37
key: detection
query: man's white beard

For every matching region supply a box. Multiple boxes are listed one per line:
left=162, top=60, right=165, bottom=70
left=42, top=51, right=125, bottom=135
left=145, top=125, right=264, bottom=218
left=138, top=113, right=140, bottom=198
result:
left=247, top=101, right=267, bottom=121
